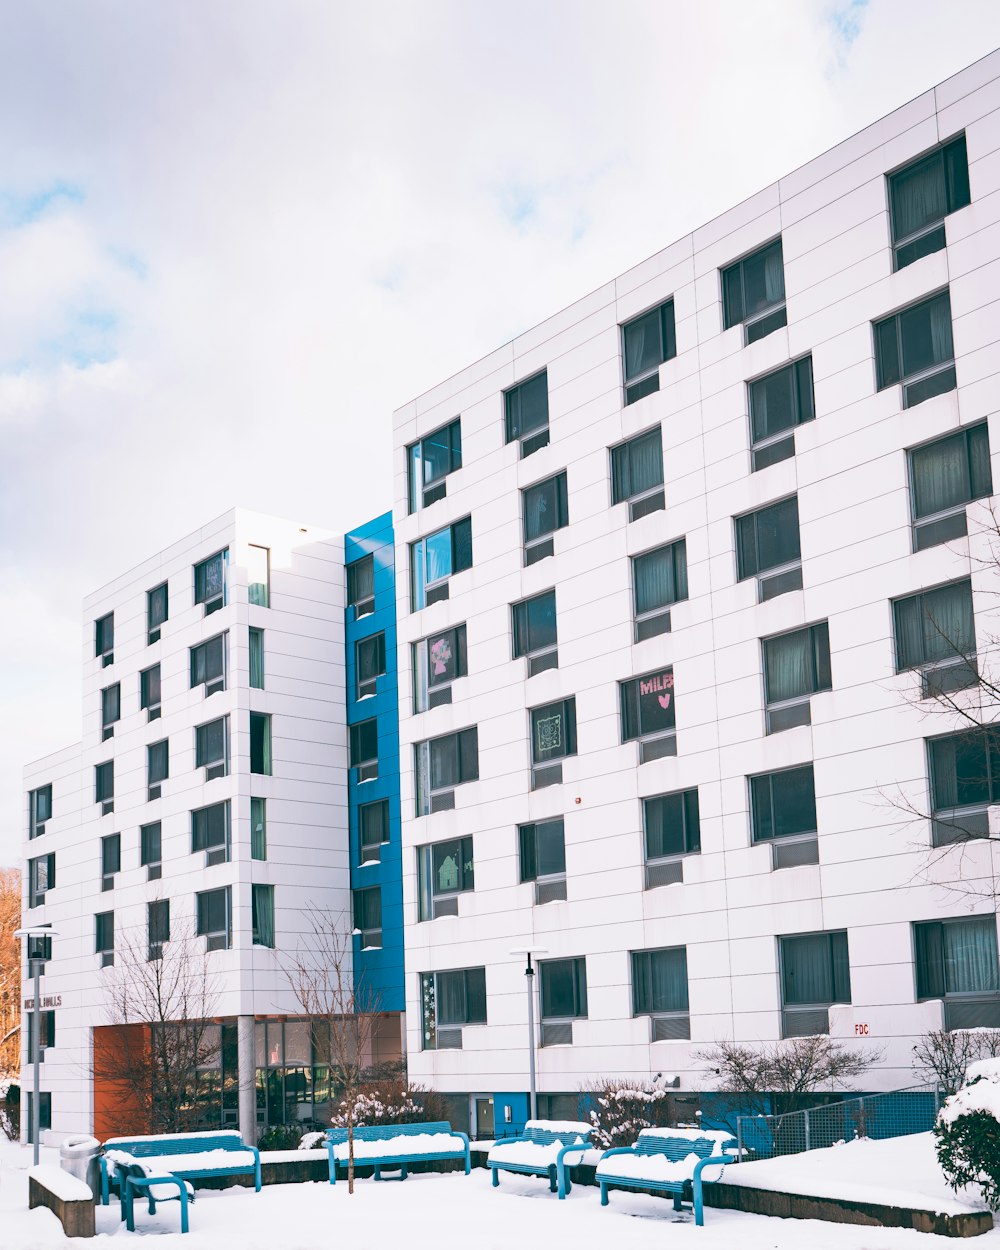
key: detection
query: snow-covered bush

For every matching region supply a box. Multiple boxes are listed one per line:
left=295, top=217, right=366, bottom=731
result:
left=331, top=1080, right=449, bottom=1128
left=935, top=1058, right=1000, bottom=1210
left=584, top=1077, right=674, bottom=1149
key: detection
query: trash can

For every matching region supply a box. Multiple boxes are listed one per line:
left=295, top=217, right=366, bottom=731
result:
left=59, top=1135, right=102, bottom=1202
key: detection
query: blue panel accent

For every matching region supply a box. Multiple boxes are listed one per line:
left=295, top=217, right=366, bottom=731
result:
left=492, top=1092, right=529, bottom=1139
left=344, top=511, right=404, bottom=1014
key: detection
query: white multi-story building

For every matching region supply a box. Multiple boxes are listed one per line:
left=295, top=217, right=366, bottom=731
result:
left=394, top=51, right=1000, bottom=1135
left=20, top=509, right=398, bottom=1141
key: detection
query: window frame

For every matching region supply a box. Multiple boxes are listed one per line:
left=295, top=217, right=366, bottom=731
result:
left=417, top=836, right=475, bottom=920
left=735, top=494, right=802, bottom=600
left=350, top=718, right=379, bottom=781
left=888, top=133, right=970, bottom=270
left=620, top=667, right=677, bottom=760
left=147, top=738, right=169, bottom=799
left=95, top=910, right=115, bottom=966
left=410, top=517, right=473, bottom=610
left=249, top=626, right=265, bottom=690
left=140, top=821, right=162, bottom=880
left=247, top=544, right=270, bottom=608
left=358, top=798, right=389, bottom=863
left=907, top=422, right=993, bottom=552
left=927, top=727, right=1000, bottom=845
left=420, top=967, right=488, bottom=1049
left=353, top=885, right=382, bottom=948
left=610, top=426, right=665, bottom=521
left=251, top=796, right=267, bottom=861
left=529, top=697, right=577, bottom=789
left=512, top=590, right=558, bottom=675
left=356, top=632, right=387, bottom=700
left=521, top=471, right=569, bottom=564
left=504, top=370, right=550, bottom=456
left=414, top=727, right=479, bottom=815
left=643, top=789, right=700, bottom=887
left=892, top=579, right=976, bottom=695
left=518, top=818, right=567, bottom=904
left=874, top=289, right=956, bottom=409
left=413, top=623, right=468, bottom=711
left=721, top=237, right=787, bottom=343
left=140, top=663, right=162, bottom=720
left=347, top=554, right=376, bottom=617
left=779, top=929, right=851, bottom=1037
left=29, top=784, right=52, bottom=839
left=195, top=715, right=230, bottom=779
left=621, top=299, right=677, bottom=405
left=196, top=886, right=232, bottom=951
left=148, top=899, right=170, bottom=961
left=95, top=612, right=114, bottom=665
left=252, top=884, right=275, bottom=948
left=539, top=957, right=588, bottom=1028
left=250, top=712, right=272, bottom=776
left=749, top=764, right=819, bottom=867
left=95, top=760, right=114, bottom=812
left=408, top=418, right=463, bottom=511
left=762, top=621, right=832, bottom=733
left=631, top=946, right=690, bottom=1039
left=194, top=549, right=229, bottom=615
left=28, top=853, right=55, bottom=908
left=192, top=799, right=232, bottom=865
left=101, top=682, right=120, bottom=740
left=147, top=582, right=168, bottom=644
left=748, top=355, right=815, bottom=471
left=631, top=539, right=688, bottom=642
left=190, top=633, right=227, bottom=696
left=914, top=916, right=1000, bottom=1021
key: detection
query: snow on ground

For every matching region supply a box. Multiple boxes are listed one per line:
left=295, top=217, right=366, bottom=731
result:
left=0, top=1132, right=997, bottom=1249
left=724, top=1133, right=988, bottom=1216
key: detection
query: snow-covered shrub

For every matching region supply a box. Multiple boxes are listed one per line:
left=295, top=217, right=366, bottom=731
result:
left=331, top=1081, right=448, bottom=1128
left=583, top=1076, right=674, bottom=1149
left=935, top=1058, right=1000, bottom=1210
left=298, top=1130, right=326, bottom=1150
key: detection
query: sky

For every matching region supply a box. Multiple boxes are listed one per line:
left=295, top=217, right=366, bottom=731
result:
left=3, top=0, right=1000, bottom=868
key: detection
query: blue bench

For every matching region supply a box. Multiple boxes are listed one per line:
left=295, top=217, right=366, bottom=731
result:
left=325, top=1121, right=471, bottom=1184
left=487, top=1121, right=593, bottom=1199
left=111, top=1159, right=197, bottom=1235
left=595, top=1130, right=737, bottom=1226
left=99, top=1129, right=262, bottom=1230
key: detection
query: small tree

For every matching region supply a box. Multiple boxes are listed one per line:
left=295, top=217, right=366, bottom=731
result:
left=583, top=1076, right=676, bottom=1149
left=94, top=922, right=220, bottom=1135
left=913, top=1028, right=1000, bottom=1096
left=286, top=908, right=382, bottom=1194
left=935, top=1067, right=1000, bottom=1209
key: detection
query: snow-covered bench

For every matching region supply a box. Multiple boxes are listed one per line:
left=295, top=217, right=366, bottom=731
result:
left=487, top=1120, right=593, bottom=1199
left=98, top=1129, right=262, bottom=1230
left=596, top=1128, right=737, bottom=1226
left=324, top=1121, right=471, bottom=1184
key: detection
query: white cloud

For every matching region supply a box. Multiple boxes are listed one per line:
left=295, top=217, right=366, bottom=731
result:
left=1, top=0, right=1000, bottom=864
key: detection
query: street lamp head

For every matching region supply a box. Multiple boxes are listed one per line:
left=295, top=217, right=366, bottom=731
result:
left=509, top=947, right=549, bottom=956
left=14, top=928, right=60, bottom=940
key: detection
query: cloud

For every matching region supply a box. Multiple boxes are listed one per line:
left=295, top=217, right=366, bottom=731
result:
left=1, top=0, right=1000, bottom=864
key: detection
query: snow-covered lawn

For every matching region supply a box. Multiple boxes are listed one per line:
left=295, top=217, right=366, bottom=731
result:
left=1, top=1134, right=997, bottom=1249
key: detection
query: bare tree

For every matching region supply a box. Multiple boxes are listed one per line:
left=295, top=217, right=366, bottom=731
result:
left=0, top=869, right=21, bottom=1081
left=912, top=1028, right=1000, bottom=1095
left=94, top=920, right=220, bottom=1136
left=286, top=907, right=381, bottom=1194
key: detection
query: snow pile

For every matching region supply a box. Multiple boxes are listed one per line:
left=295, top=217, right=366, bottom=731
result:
left=963, top=1056, right=1000, bottom=1086
left=939, top=1063, right=1000, bottom=1126
left=297, top=1131, right=326, bottom=1151
left=596, top=1150, right=719, bottom=1184
left=28, top=1164, right=92, bottom=1201
left=639, top=1128, right=735, bottom=1146
left=330, top=1132, right=465, bottom=1160
left=525, top=1119, right=591, bottom=1135
left=489, top=1134, right=589, bottom=1169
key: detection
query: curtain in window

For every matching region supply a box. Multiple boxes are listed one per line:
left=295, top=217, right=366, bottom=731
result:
left=911, top=433, right=969, bottom=517
left=782, top=935, right=835, bottom=1005
left=634, top=546, right=679, bottom=615
left=536, top=821, right=566, bottom=876
left=764, top=245, right=785, bottom=305
left=438, top=971, right=467, bottom=1025
left=930, top=731, right=993, bottom=810
left=944, top=918, right=999, bottom=993
left=253, top=885, right=275, bottom=948
left=251, top=798, right=266, bottom=860
left=649, top=948, right=688, bottom=1012
left=628, top=430, right=664, bottom=497
left=524, top=479, right=557, bottom=541
left=624, top=309, right=663, bottom=382
left=429, top=735, right=459, bottom=790
left=765, top=629, right=813, bottom=703
left=755, top=498, right=800, bottom=572
left=250, top=629, right=264, bottom=688
left=464, top=968, right=487, bottom=1022
left=921, top=582, right=974, bottom=662
left=928, top=294, right=954, bottom=365
left=751, top=366, right=795, bottom=441
left=892, top=156, right=946, bottom=240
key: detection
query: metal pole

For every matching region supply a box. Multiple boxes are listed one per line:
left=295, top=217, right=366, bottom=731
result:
left=32, top=959, right=40, bottom=1166
left=525, top=955, right=537, bottom=1122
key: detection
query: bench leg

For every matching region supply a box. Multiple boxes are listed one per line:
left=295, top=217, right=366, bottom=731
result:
left=178, top=1186, right=190, bottom=1235
left=400, top=1164, right=408, bottom=1181
left=491, top=1167, right=499, bottom=1188
left=548, top=1167, right=558, bottom=1194
left=600, top=1182, right=609, bottom=1207
left=673, top=1195, right=683, bottom=1212
left=125, top=1182, right=136, bottom=1233
left=374, top=1165, right=381, bottom=1181
left=464, top=1150, right=471, bottom=1176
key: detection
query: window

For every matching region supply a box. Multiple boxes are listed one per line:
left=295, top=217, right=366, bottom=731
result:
left=100, top=833, right=120, bottom=891
left=196, top=886, right=231, bottom=951
left=24, top=1092, right=52, bottom=1143
left=350, top=718, right=378, bottom=781
left=192, top=800, right=231, bottom=865
left=194, top=549, right=228, bottom=614
left=251, top=797, right=267, bottom=861
left=101, top=683, right=120, bottom=740
left=359, top=799, right=389, bottom=864
left=418, top=837, right=474, bottom=919
left=147, top=582, right=168, bottom=644
left=252, top=885, right=275, bottom=948
left=191, top=633, right=226, bottom=696
left=750, top=764, right=819, bottom=868
left=749, top=356, right=815, bottom=471
left=25, top=1009, right=56, bottom=1059
left=140, top=822, right=162, bottom=881
left=504, top=370, right=549, bottom=456
left=530, top=698, right=576, bottom=788
left=95, top=612, right=114, bottom=666
left=915, top=915, right=1000, bottom=1029
left=622, top=299, right=676, bottom=405
left=196, top=716, right=229, bottom=779
left=631, top=539, right=688, bottom=642
left=249, top=628, right=264, bottom=689
left=621, top=668, right=676, bottom=761
left=522, top=472, right=569, bottom=564
left=518, top=819, right=566, bottom=904
left=250, top=713, right=272, bottom=775
left=909, top=423, right=992, bottom=551
left=356, top=632, right=386, bottom=699
left=894, top=580, right=976, bottom=697
left=95, top=910, right=115, bottom=966
left=875, top=289, right=956, bottom=408
left=735, top=496, right=802, bottom=600
left=248, top=544, right=270, bottom=607
left=539, top=957, right=587, bottom=1045
left=415, top=727, right=479, bottom=815
left=147, top=739, right=169, bottom=800
left=409, top=419, right=462, bottom=510
left=421, top=967, right=487, bottom=1050
left=632, top=948, right=690, bottom=1040
left=889, top=134, right=970, bottom=270
left=148, top=900, right=169, bottom=961
left=722, top=238, right=787, bottom=343
left=28, top=854, right=55, bottom=908
left=353, top=886, right=382, bottom=948
left=347, top=554, right=375, bottom=617
left=512, top=590, right=558, bottom=675
left=413, top=624, right=467, bottom=711
left=29, top=785, right=52, bottom=839
left=611, top=427, right=664, bottom=520
left=95, top=761, right=114, bottom=813
left=644, top=789, right=700, bottom=888
left=763, top=622, right=832, bottom=733
left=928, top=728, right=1000, bottom=845
left=780, top=931, right=851, bottom=1037
left=140, top=664, right=162, bottom=720
left=410, top=517, right=473, bottom=609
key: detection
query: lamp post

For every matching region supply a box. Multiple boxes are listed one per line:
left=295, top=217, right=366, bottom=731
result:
left=510, top=947, right=547, bottom=1122
left=14, top=927, right=59, bottom=1166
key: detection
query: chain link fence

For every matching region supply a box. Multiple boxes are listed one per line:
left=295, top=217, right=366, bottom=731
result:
left=735, top=1085, right=942, bottom=1160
